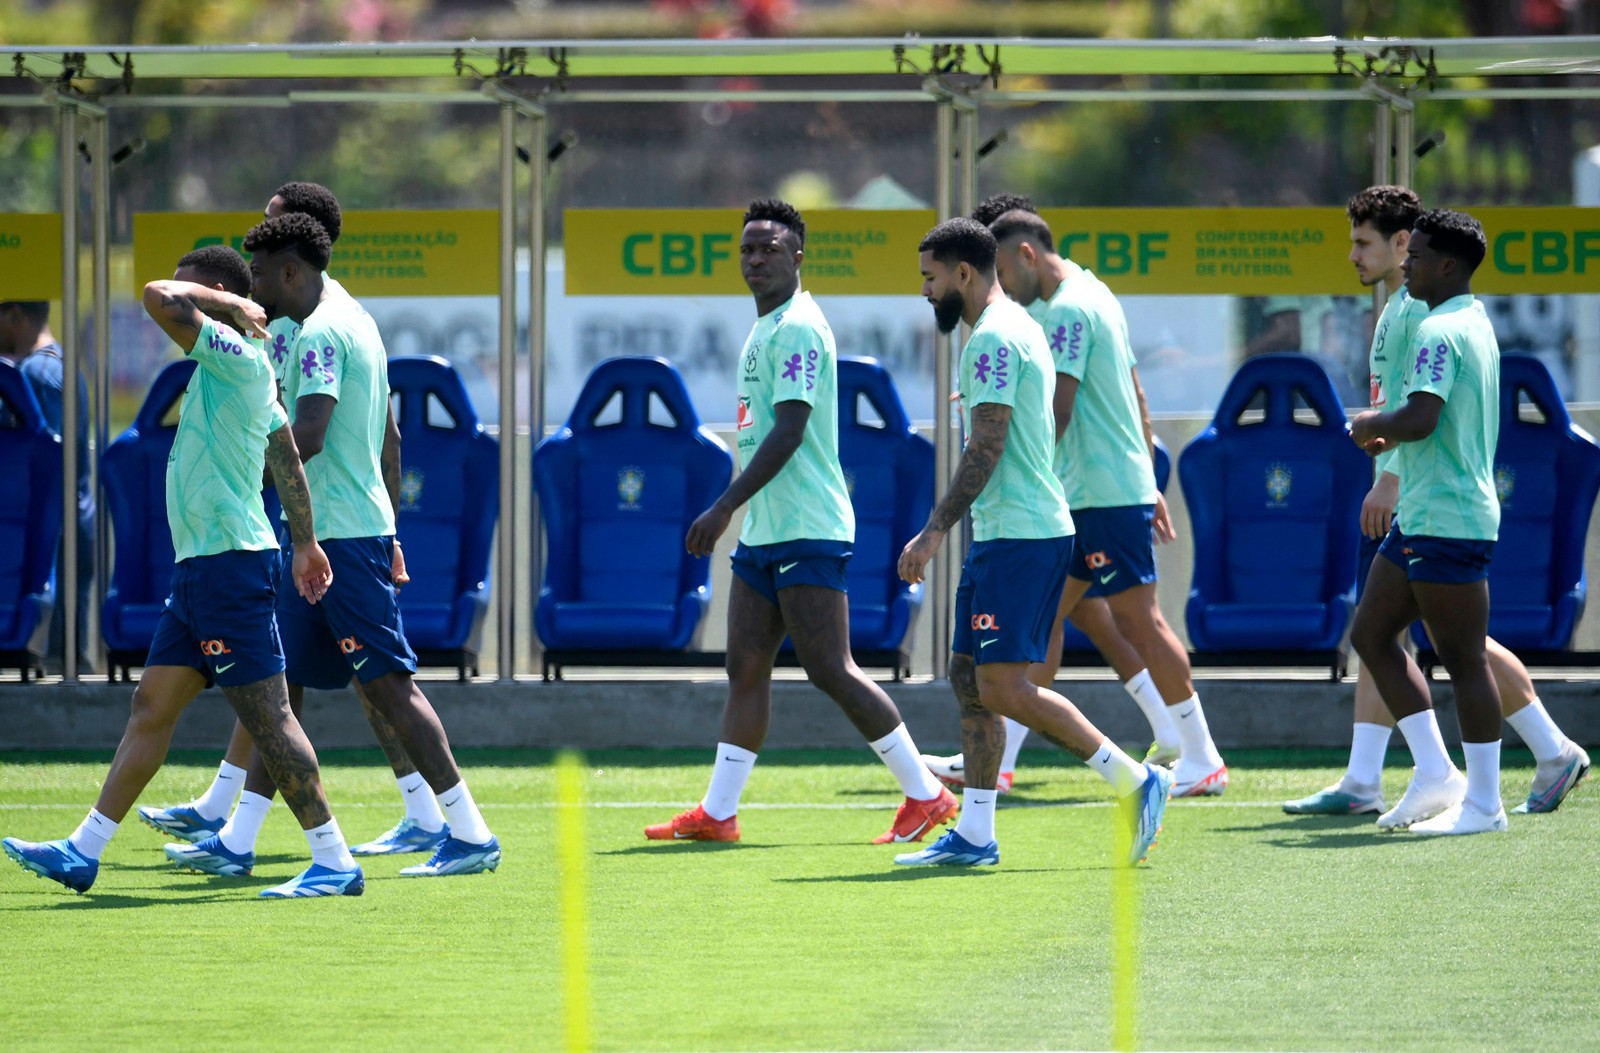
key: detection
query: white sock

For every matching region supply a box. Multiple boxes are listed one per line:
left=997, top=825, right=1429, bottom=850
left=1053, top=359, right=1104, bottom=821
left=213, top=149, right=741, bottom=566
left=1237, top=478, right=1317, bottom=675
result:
left=303, top=818, right=357, bottom=871
left=219, top=791, right=274, bottom=855
left=193, top=761, right=246, bottom=822
left=702, top=742, right=758, bottom=821
left=868, top=724, right=944, bottom=801
left=397, top=771, right=446, bottom=832
left=1168, top=694, right=1224, bottom=768
left=68, top=808, right=117, bottom=861
left=1344, top=722, right=1393, bottom=789
left=1505, top=699, right=1566, bottom=765
left=954, top=788, right=997, bottom=846
left=1126, top=670, right=1180, bottom=751
left=437, top=781, right=493, bottom=845
left=1396, top=710, right=1453, bottom=782
left=1462, top=740, right=1503, bottom=815
left=1088, top=740, right=1148, bottom=797
left=1000, top=717, right=1029, bottom=774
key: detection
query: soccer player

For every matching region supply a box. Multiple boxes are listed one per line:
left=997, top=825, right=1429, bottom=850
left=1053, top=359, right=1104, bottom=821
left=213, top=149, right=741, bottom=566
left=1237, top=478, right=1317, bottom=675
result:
left=894, top=218, right=1172, bottom=868
left=1286, top=187, right=1587, bottom=818
left=161, top=213, right=500, bottom=879
left=1349, top=209, right=1509, bottom=835
left=921, top=194, right=1194, bottom=791
left=3, top=245, right=364, bottom=898
left=644, top=199, right=957, bottom=845
left=140, top=182, right=450, bottom=857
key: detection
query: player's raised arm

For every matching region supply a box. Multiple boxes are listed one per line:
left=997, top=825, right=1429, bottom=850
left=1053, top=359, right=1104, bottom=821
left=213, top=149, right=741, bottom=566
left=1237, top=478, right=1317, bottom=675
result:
left=142, top=280, right=268, bottom=353
left=264, top=421, right=332, bottom=604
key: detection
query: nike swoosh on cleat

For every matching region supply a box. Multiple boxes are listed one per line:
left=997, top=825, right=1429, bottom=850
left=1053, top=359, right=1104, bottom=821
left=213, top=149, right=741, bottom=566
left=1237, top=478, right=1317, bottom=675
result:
left=215, top=663, right=236, bottom=675
left=895, top=820, right=931, bottom=843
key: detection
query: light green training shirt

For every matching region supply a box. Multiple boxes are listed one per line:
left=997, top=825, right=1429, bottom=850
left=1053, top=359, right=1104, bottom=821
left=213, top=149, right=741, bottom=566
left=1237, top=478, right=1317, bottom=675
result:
left=281, top=290, right=396, bottom=541
left=959, top=297, right=1074, bottom=543
left=1395, top=294, right=1501, bottom=541
left=268, top=274, right=348, bottom=388
left=1367, top=285, right=1431, bottom=482
left=167, top=317, right=287, bottom=561
left=1026, top=263, right=1159, bottom=510
left=736, top=290, right=854, bottom=546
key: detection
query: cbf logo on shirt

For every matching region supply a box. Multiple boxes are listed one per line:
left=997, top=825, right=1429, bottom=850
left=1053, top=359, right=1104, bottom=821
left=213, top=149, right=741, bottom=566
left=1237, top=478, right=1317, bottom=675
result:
left=974, top=346, right=1011, bottom=388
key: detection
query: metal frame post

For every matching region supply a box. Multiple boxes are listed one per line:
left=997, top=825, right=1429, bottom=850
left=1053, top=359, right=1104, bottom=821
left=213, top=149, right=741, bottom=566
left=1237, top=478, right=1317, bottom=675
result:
left=1371, top=100, right=1394, bottom=322
left=526, top=105, right=548, bottom=677
left=58, top=102, right=80, bottom=683
left=90, top=110, right=110, bottom=675
left=496, top=98, right=518, bottom=683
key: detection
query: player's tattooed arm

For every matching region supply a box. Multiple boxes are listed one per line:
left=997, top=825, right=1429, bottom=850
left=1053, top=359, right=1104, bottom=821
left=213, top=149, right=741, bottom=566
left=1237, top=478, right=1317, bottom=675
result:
left=381, top=401, right=403, bottom=519
left=265, top=424, right=317, bottom=546
left=685, top=399, right=810, bottom=557
left=142, top=281, right=268, bottom=352
left=1132, top=367, right=1177, bottom=543
left=221, top=677, right=332, bottom=829
left=897, top=402, right=1010, bottom=585
left=267, top=423, right=333, bottom=603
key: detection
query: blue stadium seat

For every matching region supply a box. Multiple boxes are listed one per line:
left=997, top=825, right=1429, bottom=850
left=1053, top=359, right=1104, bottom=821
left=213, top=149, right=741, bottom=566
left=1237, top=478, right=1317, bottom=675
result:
left=101, top=359, right=282, bottom=680
left=388, top=356, right=499, bottom=679
left=0, top=360, right=62, bottom=679
left=533, top=357, right=733, bottom=657
left=834, top=357, right=934, bottom=674
left=1412, top=354, right=1600, bottom=657
left=1179, top=355, right=1370, bottom=669
left=1060, top=434, right=1172, bottom=656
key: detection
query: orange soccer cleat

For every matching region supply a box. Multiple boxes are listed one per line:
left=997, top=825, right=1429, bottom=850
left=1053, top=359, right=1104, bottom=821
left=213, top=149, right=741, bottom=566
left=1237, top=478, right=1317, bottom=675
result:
left=644, top=804, right=741, bottom=842
left=872, top=787, right=960, bottom=844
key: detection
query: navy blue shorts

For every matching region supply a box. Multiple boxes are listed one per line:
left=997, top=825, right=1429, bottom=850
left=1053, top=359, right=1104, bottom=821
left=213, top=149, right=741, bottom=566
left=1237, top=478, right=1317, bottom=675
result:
left=276, top=536, right=418, bottom=691
left=1066, top=505, right=1158, bottom=597
left=1355, top=532, right=1384, bottom=598
left=953, top=536, right=1074, bottom=665
left=1377, top=523, right=1494, bottom=584
left=146, top=549, right=285, bottom=688
left=730, top=539, right=851, bottom=607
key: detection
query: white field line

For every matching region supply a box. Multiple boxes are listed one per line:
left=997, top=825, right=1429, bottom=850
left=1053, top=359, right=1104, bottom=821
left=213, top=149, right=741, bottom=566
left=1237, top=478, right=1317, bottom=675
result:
left=0, top=798, right=1306, bottom=811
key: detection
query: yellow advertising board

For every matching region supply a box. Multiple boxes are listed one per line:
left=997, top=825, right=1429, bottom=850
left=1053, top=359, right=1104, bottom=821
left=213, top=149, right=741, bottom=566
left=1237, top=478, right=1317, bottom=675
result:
left=0, top=214, right=64, bottom=300
left=565, top=206, right=1600, bottom=297
left=564, top=209, right=938, bottom=295
left=133, top=210, right=500, bottom=296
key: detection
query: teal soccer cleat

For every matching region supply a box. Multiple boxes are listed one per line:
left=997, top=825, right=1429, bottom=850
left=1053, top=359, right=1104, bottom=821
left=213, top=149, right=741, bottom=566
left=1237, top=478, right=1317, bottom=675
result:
left=165, top=834, right=253, bottom=877
left=1125, top=763, right=1175, bottom=866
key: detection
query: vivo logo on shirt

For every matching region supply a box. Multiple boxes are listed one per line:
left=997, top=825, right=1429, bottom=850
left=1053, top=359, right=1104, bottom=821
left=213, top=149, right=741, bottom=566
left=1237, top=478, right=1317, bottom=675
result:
left=1414, top=342, right=1448, bottom=384
left=208, top=331, right=244, bottom=356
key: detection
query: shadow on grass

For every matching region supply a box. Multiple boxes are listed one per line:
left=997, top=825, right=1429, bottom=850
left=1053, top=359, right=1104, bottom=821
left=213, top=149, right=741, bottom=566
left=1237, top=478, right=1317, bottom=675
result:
left=0, top=885, right=261, bottom=909
left=598, top=842, right=784, bottom=857
left=773, top=866, right=1075, bottom=884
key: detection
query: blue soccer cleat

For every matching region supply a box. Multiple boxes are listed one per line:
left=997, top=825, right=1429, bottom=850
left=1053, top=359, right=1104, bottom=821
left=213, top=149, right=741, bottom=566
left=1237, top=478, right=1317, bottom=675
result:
left=1125, top=763, right=1175, bottom=866
left=2, top=836, right=98, bottom=894
left=165, top=835, right=253, bottom=877
left=258, top=863, right=365, bottom=899
left=1513, top=742, right=1590, bottom=815
left=137, top=803, right=226, bottom=844
left=351, top=818, right=450, bottom=856
left=892, top=828, right=999, bottom=867
left=399, top=835, right=501, bottom=877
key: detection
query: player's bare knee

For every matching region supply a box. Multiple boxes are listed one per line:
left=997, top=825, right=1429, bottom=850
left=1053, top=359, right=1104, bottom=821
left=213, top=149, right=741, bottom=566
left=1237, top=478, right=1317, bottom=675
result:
left=126, top=683, right=183, bottom=732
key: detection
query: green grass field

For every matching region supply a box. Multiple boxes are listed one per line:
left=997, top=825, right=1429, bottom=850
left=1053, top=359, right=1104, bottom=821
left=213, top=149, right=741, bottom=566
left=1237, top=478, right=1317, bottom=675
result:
left=2, top=747, right=1596, bottom=1052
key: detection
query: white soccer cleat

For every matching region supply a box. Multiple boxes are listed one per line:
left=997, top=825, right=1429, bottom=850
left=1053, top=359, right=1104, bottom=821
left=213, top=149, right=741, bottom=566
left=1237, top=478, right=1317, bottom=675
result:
left=1376, top=767, right=1466, bottom=830
left=1408, top=799, right=1508, bottom=836
left=1171, top=761, right=1228, bottom=797
left=921, top=753, right=966, bottom=790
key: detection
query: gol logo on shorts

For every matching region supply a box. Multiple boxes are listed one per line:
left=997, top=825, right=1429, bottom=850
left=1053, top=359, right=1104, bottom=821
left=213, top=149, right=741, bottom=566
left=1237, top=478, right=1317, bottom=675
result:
left=339, top=636, right=365, bottom=655
left=1084, top=550, right=1111, bottom=570
left=200, top=639, right=232, bottom=656
left=971, top=613, right=1002, bottom=630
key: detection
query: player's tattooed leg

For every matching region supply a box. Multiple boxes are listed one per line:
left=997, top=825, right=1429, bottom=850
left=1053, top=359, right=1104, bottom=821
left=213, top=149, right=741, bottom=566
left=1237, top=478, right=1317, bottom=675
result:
left=222, top=674, right=333, bottom=829
left=952, top=652, right=1003, bottom=789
